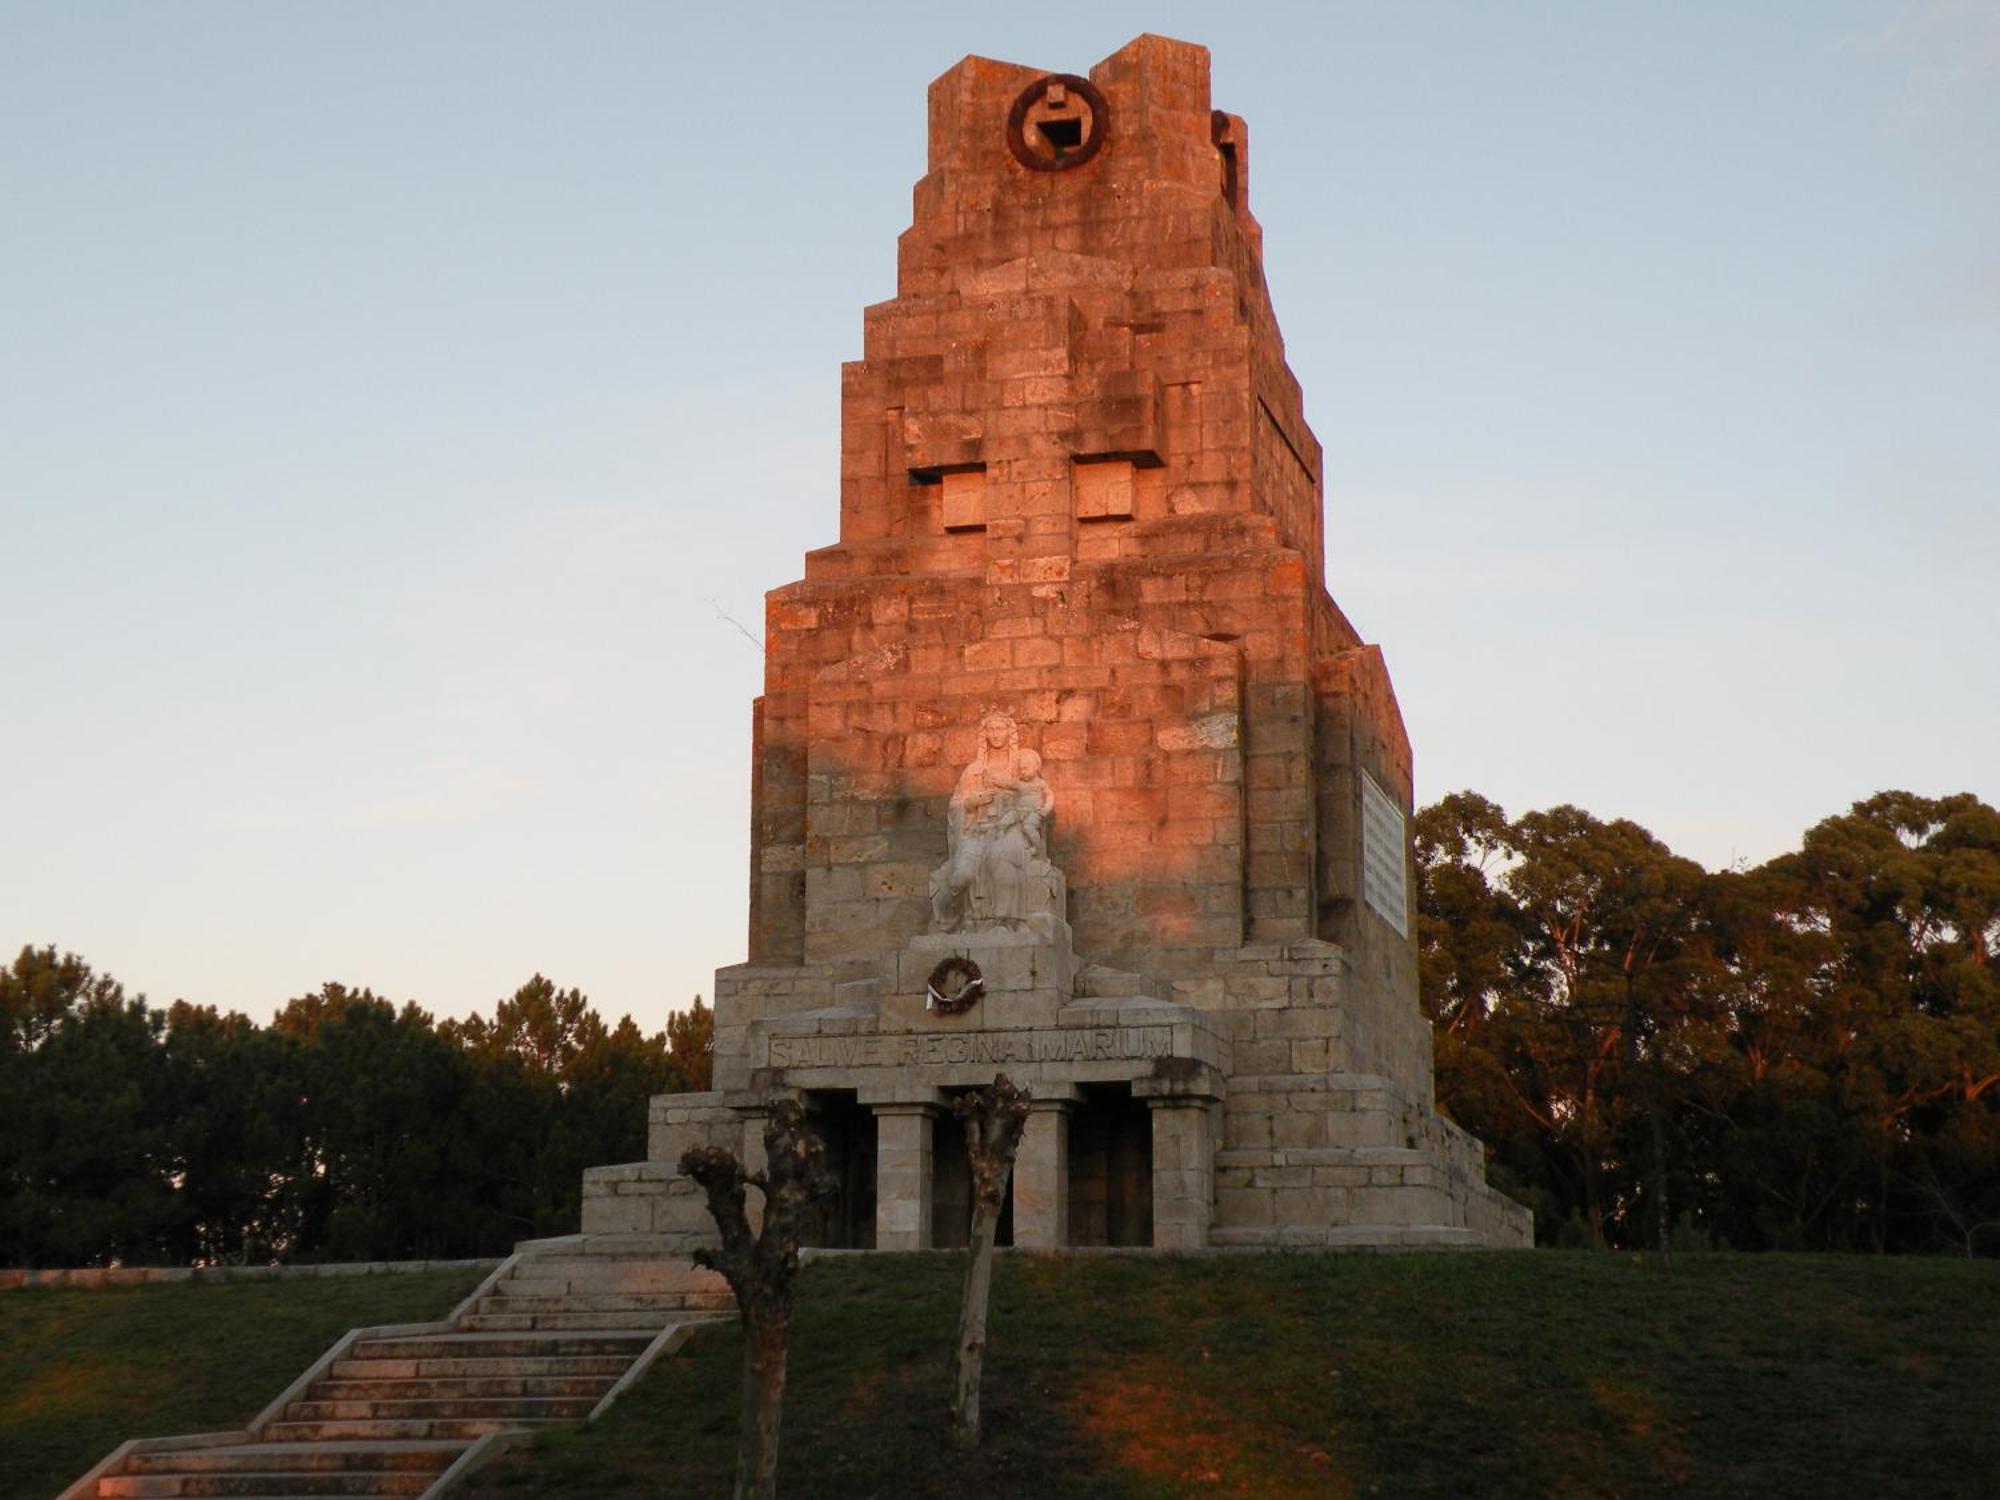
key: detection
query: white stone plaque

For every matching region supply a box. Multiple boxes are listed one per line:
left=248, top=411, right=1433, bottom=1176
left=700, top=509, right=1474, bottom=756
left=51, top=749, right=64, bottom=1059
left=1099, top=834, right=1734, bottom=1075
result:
left=1360, top=772, right=1409, bottom=936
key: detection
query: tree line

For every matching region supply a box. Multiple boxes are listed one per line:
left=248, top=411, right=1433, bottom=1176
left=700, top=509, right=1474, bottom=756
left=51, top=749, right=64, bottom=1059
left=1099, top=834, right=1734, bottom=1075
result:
left=1418, top=790, right=2000, bottom=1255
left=5, top=788, right=1994, bottom=1266
left=0, top=954, right=712, bottom=1268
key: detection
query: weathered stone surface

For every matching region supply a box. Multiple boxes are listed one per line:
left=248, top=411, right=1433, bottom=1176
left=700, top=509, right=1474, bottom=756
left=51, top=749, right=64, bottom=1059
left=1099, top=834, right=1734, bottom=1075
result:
left=595, top=34, right=1529, bottom=1252
left=929, top=711, right=1061, bottom=932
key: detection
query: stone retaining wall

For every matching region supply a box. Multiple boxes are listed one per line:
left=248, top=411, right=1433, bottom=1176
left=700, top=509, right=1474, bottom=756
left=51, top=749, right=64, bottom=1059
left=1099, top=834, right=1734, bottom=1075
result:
left=0, top=1258, right=497, bottom=1290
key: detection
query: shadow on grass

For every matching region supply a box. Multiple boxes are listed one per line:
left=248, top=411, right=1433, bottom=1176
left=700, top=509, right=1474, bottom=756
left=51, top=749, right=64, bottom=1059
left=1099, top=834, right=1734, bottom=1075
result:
left=464, top=1250, right=1999, bottom=1500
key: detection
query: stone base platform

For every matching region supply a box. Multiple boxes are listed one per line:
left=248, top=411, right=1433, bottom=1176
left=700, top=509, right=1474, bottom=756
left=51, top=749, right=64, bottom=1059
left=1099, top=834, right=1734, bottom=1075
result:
left=588, top=936, right=1531, bottom=1253
left=579, top=1164, right=720, bottom=1241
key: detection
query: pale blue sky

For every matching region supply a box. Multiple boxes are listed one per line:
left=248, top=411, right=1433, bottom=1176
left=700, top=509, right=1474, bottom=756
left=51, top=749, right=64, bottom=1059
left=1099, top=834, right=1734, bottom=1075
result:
left=3, top=2, right=1995, bottom=1032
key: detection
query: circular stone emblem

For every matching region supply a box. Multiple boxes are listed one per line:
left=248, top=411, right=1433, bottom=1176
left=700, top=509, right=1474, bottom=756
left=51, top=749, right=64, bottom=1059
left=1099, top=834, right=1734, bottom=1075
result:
left=925, top=956, right=986, bottom=1015
left=1006, top=74, right=1108, bottom=172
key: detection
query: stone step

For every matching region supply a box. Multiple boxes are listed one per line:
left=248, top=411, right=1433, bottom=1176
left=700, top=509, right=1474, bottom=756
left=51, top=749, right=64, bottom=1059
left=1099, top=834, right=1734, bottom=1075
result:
left=122, top=1445, right=459, bottom=1476
left=475, top=1290, right=733, bottom=1315
left=455, top=1310, right=674, bottom=1332
left=488, top=1268, right=725, bottom=1300
left=100, top=1469, right=435, bottom=1497
left=475, top=1290, right=726, bottom=1311
left=329, top=1352, right=633, bottom=1380
left=261, top=1418, right=554, bottom=1443
left=286, top=1396, right=596, bottom=1422
left=479, top=1281, right=727, bottom=1306
left=311, top=1374, right=616, bottom=1401
left=560, top=1237, right=716, bottom=1264
left=1208, top=1223, right=1488, bottom=1249
left=348, top=1344, right=648, bottom=1368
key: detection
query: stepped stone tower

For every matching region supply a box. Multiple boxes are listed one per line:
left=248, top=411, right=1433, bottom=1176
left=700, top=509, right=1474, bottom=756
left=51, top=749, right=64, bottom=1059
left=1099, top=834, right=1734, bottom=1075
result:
left=585, top=35, right=1529, bottom=1250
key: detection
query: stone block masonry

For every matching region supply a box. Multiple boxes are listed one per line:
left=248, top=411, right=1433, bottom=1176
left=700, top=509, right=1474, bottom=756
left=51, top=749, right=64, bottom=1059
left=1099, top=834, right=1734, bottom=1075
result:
left=0, top=1259, right=497, bottom=1290
left=608, top=33, right=1530, bottom=1253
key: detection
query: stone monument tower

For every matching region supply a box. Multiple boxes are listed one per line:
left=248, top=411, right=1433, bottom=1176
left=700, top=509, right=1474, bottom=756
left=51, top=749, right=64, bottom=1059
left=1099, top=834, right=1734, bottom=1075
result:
left=584, top=35, right=1529, bottom=1251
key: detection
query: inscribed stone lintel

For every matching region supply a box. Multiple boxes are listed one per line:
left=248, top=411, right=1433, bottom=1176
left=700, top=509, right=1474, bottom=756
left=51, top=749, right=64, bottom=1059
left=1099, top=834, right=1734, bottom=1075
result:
left=768, top=1023, right=1179, bottom=1072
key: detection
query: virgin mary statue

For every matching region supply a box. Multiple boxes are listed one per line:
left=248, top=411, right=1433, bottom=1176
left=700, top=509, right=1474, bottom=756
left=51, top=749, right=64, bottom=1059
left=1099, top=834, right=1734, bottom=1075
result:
left=929, top=712, right=1056, bottom=932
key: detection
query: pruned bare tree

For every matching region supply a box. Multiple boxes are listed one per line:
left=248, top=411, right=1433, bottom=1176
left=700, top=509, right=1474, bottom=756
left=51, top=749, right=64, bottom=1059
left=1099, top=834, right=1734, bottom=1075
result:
left=680, top=1098, right=836, bottom=1500
left=950, top=1074, right=1031, bottom=1450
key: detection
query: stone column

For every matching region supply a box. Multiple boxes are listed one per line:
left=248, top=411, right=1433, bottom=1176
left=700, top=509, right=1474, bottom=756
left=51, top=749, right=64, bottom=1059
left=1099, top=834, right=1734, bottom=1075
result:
left=1145, top=1099, right=1215, bottom=1251
left=734, top=1100, right=777, bottom=1236
left=1012, top=1089, right=1079, bottom=1250
left=871, top=1103, right=941, bottom=1251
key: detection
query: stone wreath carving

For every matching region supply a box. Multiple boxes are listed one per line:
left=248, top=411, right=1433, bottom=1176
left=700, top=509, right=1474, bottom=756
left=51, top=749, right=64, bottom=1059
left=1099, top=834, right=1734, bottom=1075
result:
left=925, top=956, right=985, bottom=1015
left=1006, top=73, right=1109, bottom=172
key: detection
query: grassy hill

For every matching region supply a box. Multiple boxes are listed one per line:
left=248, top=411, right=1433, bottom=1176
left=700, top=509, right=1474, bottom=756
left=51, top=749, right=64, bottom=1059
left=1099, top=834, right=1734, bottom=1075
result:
left=463, top=1251, right=1996, bottom=1500
left=0, top=1267, right=484, bottom=1500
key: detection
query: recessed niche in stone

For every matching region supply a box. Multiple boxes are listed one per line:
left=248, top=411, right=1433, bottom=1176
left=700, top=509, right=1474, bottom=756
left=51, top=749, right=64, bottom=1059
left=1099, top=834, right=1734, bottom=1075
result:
left=940, top=468, right=987, bottom=531
left=1074, top=457, right=1135, bottom=521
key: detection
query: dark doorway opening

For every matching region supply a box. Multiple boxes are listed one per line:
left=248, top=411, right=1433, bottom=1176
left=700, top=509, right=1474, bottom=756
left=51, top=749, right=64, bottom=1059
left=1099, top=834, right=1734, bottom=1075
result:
left=802, top=1090, right=876, bottom=1249
left=932, top=1095, right=1015, bottom=1249
left=1067, top=1083, right=1153, bottom=1247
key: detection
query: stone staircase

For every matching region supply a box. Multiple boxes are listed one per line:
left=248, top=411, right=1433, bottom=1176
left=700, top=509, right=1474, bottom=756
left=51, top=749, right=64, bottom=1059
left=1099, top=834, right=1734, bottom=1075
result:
left=457, top=1244, right=733, bottom=1332
left=65, top=1237, right=731, bottom=1500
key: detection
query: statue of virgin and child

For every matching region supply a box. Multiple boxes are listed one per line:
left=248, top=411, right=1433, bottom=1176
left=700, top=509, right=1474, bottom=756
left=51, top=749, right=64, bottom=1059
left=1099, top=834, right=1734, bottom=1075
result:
left=929, top=712, right=1058, bottom=933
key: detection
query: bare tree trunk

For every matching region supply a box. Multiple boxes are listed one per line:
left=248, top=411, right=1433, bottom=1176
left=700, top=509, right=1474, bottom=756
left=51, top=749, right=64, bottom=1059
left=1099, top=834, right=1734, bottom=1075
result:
left=953, top=1190, right=1000, bottom=1448
left=680, top=1098, right=836, bottom=1500
left=1580, top=1136, right=1606, bottom=1249
left=738, top=1301, right=790, bottom=1497
left=1650, top=1100, right=1671, bottom=1256
left=950, top=1075, right=1030, bottom=1452
left=1875, top=1140, right=1889, bottom=1255
left=1580, top=1062, right=1607, bottom=1248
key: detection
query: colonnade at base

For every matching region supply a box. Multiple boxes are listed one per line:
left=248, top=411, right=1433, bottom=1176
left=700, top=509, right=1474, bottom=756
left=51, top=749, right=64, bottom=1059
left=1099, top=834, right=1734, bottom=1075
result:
left=851, top=1085, right=1215, bottom=1252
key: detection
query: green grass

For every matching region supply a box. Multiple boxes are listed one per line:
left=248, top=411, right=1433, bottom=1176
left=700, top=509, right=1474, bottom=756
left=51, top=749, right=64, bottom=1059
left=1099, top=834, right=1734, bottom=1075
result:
left=464, top=1251, right=1998, bottom=1500
left=0, top=1267, right=484, bottom=1500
